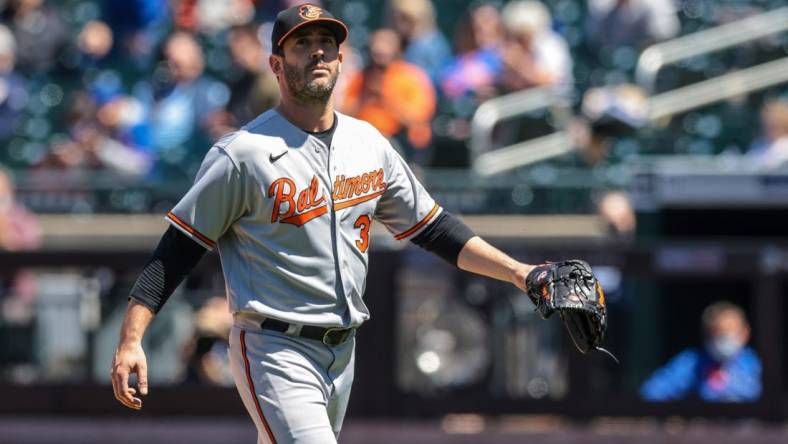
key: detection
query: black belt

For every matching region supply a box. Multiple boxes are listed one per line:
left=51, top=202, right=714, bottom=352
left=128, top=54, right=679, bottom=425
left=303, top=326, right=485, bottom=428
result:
left=260, top=318, right=355, bottom=346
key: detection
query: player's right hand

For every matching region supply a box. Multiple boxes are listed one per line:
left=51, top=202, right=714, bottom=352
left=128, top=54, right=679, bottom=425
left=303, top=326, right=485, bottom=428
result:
left=111, top=341, right=148, bottom=410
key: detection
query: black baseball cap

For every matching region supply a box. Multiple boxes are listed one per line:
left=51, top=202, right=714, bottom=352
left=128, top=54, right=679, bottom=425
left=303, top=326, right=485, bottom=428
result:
left=271, top=3, right=348, bottom=54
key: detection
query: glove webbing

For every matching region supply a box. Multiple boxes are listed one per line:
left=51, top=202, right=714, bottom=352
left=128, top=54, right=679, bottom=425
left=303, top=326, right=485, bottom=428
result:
left=560, top=308, right=620, bottom=364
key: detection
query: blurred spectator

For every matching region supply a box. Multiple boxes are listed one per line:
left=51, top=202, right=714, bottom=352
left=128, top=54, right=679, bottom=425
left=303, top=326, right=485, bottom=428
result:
left=466, top=2, right=503, bottom=50
left=0, top=24, right=26, bottom=139
left=389, top=0, right=452, bottom=86
left=572, top=84, right=647, bottom=236
left=498, top=1, right=573, bottom=94
left=746, top=99, right=788, bottom=170
left=432, top=4, right=504, bottom=156
left=195, top=0, right=255, bottom=35
left=183, top=296, right=234, bottom=386
left=597, top=191, right=635, bottom=235
left=92, top=79, right=154, bottom=170
left=137, top=32, right=229, bottom=169
left=440, top=3, right=504, bottom=102
left=584, top=0, right=679, bottom=51
left=640, top=301, right=762, bottom=402
left=0, top=168, right=40, bottom=251
left=225, top=24, right=280, bottom=127
left=342, top=29, right=436, bottom=162
left=332, top=42, right=362, bottom=111
left=77, top=21, right=114, bottom=65
left=172, top=0, right=255, bottom=34
left=575, top=84, right=647, bottom=163
left=40, top=88, right=152, bottom=177
left=101, top=0, right=169, bottom=66
left=172, top=0, right=199, bottom=31
left=73, top=20, right=123, bottom=80
left=40, top=92, right=102, bottom=170
left=2, top=0, right=69, bottom=74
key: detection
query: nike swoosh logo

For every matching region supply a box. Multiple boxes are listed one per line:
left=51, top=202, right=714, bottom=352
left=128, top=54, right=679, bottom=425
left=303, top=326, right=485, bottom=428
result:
left=269, top=151, right=288, bottom=163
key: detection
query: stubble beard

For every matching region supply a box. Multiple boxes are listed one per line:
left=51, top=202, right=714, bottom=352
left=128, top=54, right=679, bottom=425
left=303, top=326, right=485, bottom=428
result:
left=283, top=58, right=338, bottom=106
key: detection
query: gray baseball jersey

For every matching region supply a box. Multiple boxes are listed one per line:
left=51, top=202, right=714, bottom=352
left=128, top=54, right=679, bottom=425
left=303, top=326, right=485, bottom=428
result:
left=166, top=109, right=441, bottom=328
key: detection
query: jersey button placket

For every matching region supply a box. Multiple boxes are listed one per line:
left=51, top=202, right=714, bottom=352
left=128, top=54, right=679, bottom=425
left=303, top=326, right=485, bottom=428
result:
left=328, top=146, right=339, bottom=177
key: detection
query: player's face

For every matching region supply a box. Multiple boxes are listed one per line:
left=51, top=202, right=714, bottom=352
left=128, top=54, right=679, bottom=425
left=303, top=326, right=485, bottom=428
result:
left=276, top=27, right=342, bottom=104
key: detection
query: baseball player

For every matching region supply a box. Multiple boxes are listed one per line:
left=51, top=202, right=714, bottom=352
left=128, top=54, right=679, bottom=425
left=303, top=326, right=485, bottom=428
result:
left=110, top=4, right=607, bottom=444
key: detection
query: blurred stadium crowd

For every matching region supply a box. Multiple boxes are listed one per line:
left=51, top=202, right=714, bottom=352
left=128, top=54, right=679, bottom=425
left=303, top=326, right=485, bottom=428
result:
left=0, top=0, right=784, bottom=193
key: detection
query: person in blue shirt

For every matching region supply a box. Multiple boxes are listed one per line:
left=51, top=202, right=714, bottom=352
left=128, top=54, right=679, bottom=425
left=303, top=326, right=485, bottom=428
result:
left=640, top=301, right=762, bottom=402
left=389, top=0, right=452, bottom=87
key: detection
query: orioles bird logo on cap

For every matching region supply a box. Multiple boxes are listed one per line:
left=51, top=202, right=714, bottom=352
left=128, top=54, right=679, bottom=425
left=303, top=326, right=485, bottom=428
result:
left=299, top=4, right=322, bottom=20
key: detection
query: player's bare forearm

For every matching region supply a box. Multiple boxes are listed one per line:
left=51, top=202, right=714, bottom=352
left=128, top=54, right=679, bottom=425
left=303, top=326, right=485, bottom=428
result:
left=118, top=299, right=155, bottom=344
left=111, top=299, right=155, bottom=410
left=457, top=236, right=535, bottom=292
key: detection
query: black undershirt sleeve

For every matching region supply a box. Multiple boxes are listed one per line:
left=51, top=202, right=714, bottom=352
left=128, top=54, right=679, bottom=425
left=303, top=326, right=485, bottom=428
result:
left=129, top=225, right=208, bottom=314
left=410, top=211, right=476, bottom=266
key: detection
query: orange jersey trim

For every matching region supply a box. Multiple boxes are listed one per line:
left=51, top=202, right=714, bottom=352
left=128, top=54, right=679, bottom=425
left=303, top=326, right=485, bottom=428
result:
left=166, top=212, right=216, bottom=249
left=334, top=189, right=386, bottom=211
left=394, top=204, right=440, bottom=241
left=240, top=330, right=278, bottom=444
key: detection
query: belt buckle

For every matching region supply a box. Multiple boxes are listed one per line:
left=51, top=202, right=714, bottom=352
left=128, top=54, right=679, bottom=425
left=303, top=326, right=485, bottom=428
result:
left=322, top=327, right=352, bottom=346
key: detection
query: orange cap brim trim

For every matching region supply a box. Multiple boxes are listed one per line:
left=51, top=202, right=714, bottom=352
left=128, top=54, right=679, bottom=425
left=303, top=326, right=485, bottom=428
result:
left=276, top=18, right=349, bottom=48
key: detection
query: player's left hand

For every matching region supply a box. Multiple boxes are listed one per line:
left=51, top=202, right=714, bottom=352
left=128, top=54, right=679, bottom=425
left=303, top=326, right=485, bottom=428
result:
left=525, top=259, right=618, bottom=362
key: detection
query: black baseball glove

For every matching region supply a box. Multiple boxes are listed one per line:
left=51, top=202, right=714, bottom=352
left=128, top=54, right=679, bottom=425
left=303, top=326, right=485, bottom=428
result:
left=525, top=259, right=618, bottom=362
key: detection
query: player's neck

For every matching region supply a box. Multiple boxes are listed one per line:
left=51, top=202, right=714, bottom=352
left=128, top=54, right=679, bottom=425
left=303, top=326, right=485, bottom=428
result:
left=277, top=97, right=336, bottom=133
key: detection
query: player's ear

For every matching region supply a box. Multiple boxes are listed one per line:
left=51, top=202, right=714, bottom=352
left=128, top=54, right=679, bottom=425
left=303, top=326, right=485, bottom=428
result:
left=337, top=51, right=343, bottom=73
left=269, top=54, right=283, bottom=75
